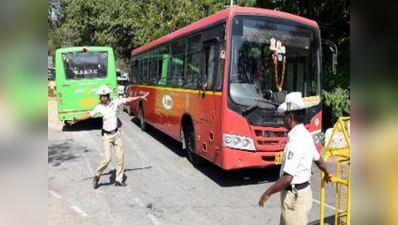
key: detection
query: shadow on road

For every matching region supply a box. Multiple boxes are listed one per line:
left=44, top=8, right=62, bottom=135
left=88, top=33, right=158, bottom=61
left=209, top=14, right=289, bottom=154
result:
left=130, top=117, right=279, bottom=187
left=61, top=118, right=103, bottom=132
left=130, top=117, right=186, bottom=158
left=85, top=167, right=153, bottom=188
left=48, top=139, right=78, bottom=167
left=196, top=163, right=280, bottom=187
left=61, top=117, right=125, bottom=132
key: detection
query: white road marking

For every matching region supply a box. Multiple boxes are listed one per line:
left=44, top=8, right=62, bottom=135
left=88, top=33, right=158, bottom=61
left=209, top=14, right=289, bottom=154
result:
left=71, top=205, right=88, bottom=217
left=48, top=190, right=62, bottom=199
left=147, top=213, right=161, bottom=225
left=313, top=198, right=336, bottom=211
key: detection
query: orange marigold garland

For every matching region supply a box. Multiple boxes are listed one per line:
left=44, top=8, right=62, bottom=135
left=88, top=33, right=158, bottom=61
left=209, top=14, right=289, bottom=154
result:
left=272, top=52, right=286, bottom=92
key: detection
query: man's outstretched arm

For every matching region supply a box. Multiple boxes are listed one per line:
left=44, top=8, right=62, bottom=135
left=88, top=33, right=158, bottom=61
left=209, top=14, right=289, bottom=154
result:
left=125, top=93, right=149, bottom=103
left=67, top=112, right=92, bottom=126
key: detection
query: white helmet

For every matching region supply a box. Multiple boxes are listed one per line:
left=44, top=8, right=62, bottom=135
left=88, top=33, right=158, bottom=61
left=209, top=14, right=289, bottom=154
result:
left=277, top=92, right=308, bottom=113
left=96, top=85, right=112, bottom=95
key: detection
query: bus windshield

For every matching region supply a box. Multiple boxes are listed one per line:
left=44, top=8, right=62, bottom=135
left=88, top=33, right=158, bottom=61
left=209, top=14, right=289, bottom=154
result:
left=62, top=52, right=108, bottom=80
left=229, top=16, right=321, bottom=109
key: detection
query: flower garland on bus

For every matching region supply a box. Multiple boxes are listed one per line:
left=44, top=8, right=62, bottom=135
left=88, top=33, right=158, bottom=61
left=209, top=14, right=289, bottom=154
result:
left=272, top=52, right=286, bottom=92
left=269, top=38, right=287, bottom=92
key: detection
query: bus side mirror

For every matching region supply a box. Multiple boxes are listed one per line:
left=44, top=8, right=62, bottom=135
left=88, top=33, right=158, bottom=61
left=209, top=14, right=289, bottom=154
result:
left=322, top=39, right=338, bottom=75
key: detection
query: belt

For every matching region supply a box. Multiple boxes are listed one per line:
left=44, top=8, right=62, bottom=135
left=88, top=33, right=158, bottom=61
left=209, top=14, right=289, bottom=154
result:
left=102, top=128, right=119, bottom=135
left=285, top=181, right=309, bottom=191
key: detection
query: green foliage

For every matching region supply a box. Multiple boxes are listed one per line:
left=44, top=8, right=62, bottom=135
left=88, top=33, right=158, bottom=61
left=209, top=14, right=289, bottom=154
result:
left=323, top=87, right=350, bottom=127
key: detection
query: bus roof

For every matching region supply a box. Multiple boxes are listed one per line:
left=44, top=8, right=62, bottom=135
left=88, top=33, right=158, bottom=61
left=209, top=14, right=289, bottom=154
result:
left=132, top=6, right=319, bottom=55
left=56, top=46, right=113, bottom=54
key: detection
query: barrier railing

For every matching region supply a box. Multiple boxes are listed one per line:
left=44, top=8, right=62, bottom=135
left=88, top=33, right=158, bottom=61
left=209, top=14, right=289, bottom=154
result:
left=320, top=117, right=350, bottom=225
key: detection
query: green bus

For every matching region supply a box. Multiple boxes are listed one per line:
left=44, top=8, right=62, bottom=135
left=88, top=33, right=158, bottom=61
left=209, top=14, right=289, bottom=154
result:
left=55, top=47, right=118, bottom=122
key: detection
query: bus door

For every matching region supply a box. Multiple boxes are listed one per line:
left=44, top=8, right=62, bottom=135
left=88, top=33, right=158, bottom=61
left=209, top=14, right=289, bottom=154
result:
left=197, top=25, right=224, bottom=164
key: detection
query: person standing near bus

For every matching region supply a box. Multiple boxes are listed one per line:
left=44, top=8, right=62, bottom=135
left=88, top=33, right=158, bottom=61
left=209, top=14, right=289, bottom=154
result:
left=68, top=85, right=148, bottom=189
left=258, top=92, right=333, bottom=225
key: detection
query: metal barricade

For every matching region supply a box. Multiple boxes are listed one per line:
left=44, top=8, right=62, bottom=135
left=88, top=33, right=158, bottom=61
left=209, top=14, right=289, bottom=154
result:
left=320, top=117, right=350, bottom=225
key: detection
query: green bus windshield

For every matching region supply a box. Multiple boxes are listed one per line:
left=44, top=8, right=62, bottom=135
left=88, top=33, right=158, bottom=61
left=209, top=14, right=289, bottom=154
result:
left=62, top=52, right=108, bottom=80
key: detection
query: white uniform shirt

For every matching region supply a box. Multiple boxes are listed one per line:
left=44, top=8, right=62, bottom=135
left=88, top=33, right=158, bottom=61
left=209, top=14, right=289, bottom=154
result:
left=89, top=98, right=127, bottom=132
left=279, top=124, right=320, bottom=184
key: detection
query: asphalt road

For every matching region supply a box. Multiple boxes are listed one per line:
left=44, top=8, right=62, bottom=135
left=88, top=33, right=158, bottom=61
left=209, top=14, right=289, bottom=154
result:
left=48, top=110, right=337, bottom=225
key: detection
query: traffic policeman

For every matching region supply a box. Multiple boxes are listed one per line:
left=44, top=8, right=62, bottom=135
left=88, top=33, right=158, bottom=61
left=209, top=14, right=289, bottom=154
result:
left=258, top=92, right=333, bottom=225
left=68, top=85, right=148, bottom=189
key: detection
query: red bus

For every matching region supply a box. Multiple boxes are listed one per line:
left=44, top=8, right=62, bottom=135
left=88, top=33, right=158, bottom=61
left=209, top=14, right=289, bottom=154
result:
left=128, top=7, right=323, bottom=170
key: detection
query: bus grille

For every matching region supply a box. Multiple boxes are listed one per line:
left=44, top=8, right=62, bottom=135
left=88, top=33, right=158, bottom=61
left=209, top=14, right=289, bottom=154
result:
left=251, top=126, right=288, bottom=151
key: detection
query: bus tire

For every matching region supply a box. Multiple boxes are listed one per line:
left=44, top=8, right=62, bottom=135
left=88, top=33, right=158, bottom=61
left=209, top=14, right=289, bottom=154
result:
left=186, top=123, right=204, bottom=167
left=139, top=106, right=147, bottom=131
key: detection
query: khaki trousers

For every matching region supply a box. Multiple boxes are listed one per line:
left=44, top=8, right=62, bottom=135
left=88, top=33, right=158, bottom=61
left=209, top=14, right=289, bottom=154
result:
left=280, top=185, right=313, bottom=225
left=95, top=130, right=125, bottom=183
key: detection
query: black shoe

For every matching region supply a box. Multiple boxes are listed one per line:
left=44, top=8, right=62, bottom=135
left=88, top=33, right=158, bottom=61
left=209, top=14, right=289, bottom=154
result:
left=114, top=181, right=127, bottom=187
left=93, top=176, right=100, bottom=189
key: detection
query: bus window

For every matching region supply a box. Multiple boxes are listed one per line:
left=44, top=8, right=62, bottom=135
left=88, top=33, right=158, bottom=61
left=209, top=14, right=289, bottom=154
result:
left=148, top=49, right=158, bottom=85
left=130, top=57, right=139, bottom=84
left=204, top=42, right=217, bottom=90
left=158, top=45, right=170, bottom=86
left=142, top=53, right=149, bottom=84
left=171, top=39, right=186, bottom=87
left=186, top=34, right=202, bottom=89
left=62, top=52, right=108, bottom=80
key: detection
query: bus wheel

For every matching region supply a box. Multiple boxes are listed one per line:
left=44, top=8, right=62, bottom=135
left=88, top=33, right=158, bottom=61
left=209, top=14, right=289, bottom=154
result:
left=186, top=123, right=204, bottom=167
left=139, top=106, right=147, bottom=131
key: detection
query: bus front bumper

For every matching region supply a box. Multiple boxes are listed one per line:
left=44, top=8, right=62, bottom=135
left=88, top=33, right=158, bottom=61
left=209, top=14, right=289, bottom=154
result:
left=221, top=147, right=282, bottom=170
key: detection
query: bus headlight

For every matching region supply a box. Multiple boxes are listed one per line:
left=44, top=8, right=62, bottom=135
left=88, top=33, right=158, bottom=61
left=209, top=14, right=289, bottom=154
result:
left=224, top=135, right=232, bottom=144
left=242, top=139, right=250, bottom=148
left=223, top=134, right=256, bottom=151
left=233, top=137, right=241, bottom=146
